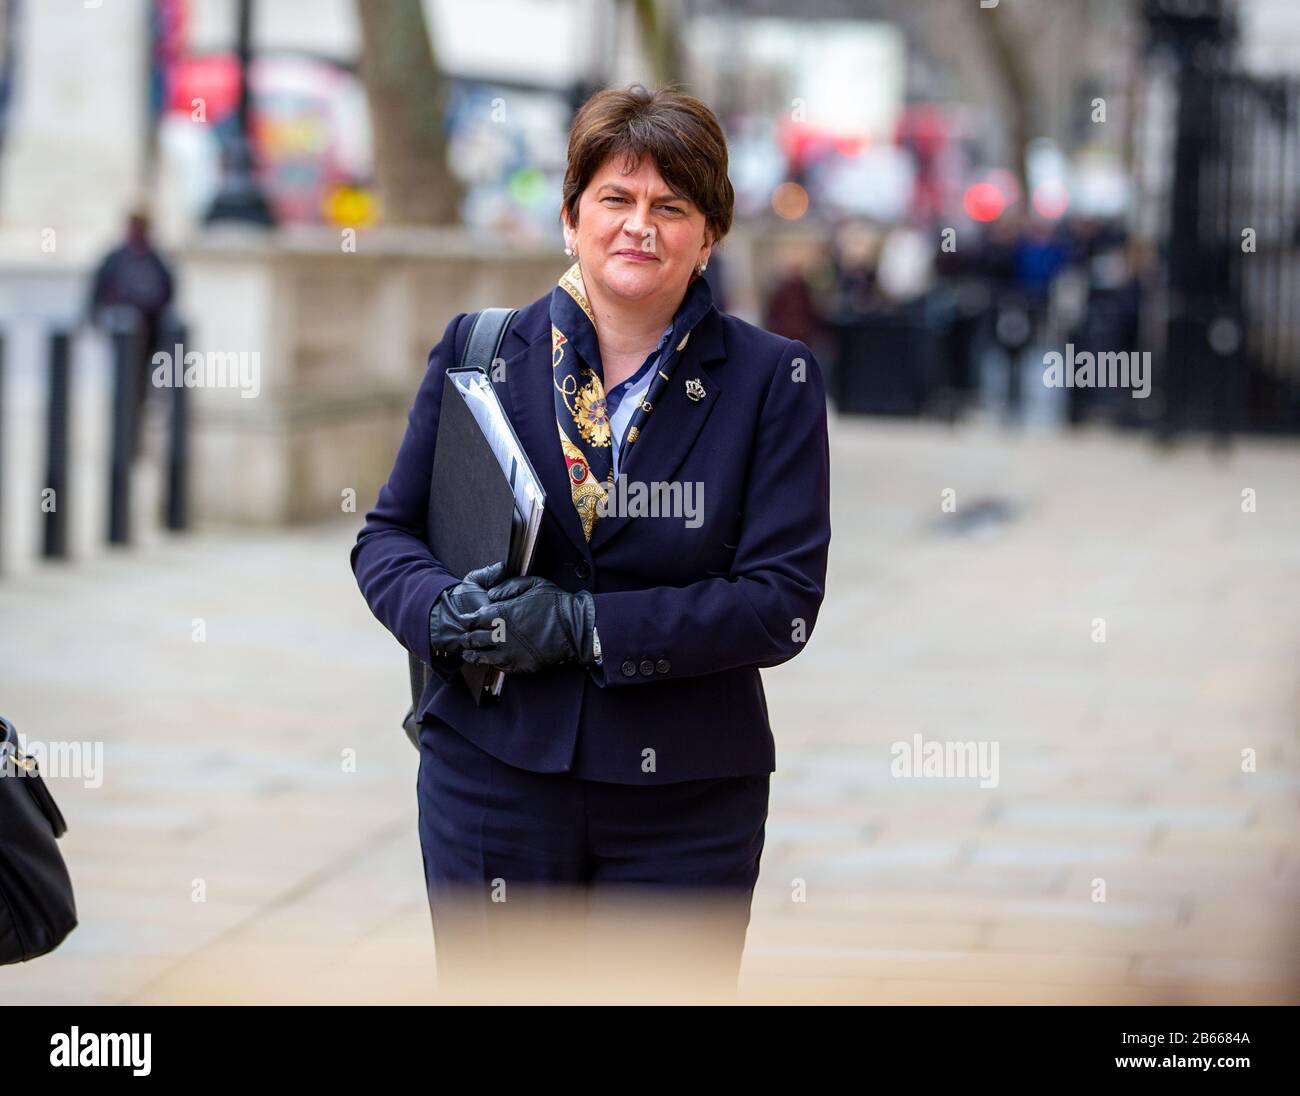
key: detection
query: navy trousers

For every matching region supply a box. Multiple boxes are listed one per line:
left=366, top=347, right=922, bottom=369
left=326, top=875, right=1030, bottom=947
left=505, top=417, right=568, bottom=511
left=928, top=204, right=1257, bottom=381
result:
left=416, top=719, right=770, bottom=998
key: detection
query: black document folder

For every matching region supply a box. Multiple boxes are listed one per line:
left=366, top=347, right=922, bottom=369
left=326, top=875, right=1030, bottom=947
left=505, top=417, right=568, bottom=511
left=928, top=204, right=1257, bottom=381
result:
left=423, top=365, right=545, bottom=704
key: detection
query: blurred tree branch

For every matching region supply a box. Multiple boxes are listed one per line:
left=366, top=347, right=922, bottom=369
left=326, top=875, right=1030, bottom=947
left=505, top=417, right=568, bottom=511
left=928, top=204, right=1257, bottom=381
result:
left=632, top=0, right=685, bottom=89
left=965, top=0, right=1041, bottom=206
left=355, top=0, right=462, bottom=225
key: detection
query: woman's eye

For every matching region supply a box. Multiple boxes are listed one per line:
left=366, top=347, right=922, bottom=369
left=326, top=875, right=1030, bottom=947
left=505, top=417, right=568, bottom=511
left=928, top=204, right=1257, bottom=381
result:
left=602, top=196, right=682, bottom=214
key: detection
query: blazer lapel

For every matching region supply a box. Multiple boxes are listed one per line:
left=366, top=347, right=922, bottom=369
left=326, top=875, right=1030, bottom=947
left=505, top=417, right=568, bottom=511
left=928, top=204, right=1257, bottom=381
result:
left=587, top=307, right=727, bottom=555
left=501, top=319, right=592, bottom=560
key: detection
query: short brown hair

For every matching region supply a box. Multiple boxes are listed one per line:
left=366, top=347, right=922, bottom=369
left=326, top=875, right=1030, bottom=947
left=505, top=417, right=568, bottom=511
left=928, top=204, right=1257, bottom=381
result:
left=562, top=85, right=734, bottom=246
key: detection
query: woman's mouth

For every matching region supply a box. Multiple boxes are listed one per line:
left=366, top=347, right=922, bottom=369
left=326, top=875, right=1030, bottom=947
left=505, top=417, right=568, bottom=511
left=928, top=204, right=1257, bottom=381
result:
left=615, top=250, right=658, bottom=262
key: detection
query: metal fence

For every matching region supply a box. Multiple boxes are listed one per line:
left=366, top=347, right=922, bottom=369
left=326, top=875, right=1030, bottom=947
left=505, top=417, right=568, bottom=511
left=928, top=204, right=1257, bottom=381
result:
left=1139, top=0, right=1300, bottom=437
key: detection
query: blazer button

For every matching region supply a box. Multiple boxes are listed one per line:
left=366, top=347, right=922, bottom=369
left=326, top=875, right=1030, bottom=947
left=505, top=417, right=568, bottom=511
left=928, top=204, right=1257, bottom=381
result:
left=655, top=658, right=671, bottom=674
left=574, top=560, right=591, bottom=579
left=621, top=659, right=638, bottom=678
left=638, top=659, right=655, bottom=677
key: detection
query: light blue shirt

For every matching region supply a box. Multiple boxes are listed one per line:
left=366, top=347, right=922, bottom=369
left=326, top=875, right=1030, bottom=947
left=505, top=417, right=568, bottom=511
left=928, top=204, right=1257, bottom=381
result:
left=607, top=323, right=673, bottom=480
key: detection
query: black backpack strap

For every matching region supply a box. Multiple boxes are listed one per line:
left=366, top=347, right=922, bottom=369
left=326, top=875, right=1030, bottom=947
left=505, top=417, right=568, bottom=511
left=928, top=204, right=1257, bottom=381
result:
left=455, top=307, right=517, bottom=377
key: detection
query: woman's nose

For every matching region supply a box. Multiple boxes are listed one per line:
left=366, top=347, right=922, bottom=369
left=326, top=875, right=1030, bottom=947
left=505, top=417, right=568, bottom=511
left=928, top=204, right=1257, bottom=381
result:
left=623, top=212, right=655, bottom=249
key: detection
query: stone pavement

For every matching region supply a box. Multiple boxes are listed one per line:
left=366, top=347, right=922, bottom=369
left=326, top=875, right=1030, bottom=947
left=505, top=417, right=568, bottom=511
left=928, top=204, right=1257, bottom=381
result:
left=1, top=415, right=1298, bottom=1004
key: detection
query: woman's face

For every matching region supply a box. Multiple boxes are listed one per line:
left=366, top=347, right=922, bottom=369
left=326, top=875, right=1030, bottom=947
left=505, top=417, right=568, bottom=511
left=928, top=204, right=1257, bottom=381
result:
left=562, top=154, right=712, bottom=308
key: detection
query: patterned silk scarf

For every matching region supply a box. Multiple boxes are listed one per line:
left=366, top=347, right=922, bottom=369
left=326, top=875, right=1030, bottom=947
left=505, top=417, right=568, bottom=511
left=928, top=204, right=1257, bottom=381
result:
left=551, top=260, right=714, bottom=541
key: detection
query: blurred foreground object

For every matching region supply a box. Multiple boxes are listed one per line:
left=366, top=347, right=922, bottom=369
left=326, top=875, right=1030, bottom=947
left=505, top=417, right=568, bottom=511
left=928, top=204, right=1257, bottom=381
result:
left=0, top=715, right=77, bottom=967
left=428, top=882, right=751, bottom=1003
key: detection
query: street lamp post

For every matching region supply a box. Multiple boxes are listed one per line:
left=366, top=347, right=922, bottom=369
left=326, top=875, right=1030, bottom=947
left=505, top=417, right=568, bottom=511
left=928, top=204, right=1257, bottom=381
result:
left=204, top=0, right=274, bottom=227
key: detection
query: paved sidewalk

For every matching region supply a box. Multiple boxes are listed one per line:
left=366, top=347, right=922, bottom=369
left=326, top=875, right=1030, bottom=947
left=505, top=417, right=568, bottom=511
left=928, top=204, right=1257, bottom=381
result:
left=1, top=416, right=1298, bottom=1004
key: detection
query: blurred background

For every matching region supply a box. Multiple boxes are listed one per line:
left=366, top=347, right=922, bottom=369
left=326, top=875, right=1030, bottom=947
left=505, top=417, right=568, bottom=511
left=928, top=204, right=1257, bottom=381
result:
left=0, top=0, right=1297, bottom=1005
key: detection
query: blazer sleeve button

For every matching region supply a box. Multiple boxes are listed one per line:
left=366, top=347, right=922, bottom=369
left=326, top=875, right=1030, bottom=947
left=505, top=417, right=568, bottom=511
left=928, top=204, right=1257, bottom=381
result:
left=638, top=659, right=655, bottom=677
left=655, top=658, right=670, bottom=674
left=621, top=660, right=638, bottom=678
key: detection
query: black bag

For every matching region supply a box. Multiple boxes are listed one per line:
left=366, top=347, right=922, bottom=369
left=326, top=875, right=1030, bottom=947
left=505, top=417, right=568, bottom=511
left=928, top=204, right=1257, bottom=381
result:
left=401, top=307, right=517, bottom=749
left=0, top=715, right=77, bottom=964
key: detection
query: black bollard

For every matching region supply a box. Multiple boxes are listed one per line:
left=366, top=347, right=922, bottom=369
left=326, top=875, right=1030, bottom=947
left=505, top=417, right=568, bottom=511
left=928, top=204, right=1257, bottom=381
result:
left=108, top=312, right=141, bottom=545
left=1207, top=310, right=1246, bottom=454
left=0, top=332, right=5, bottom=573
left=43, top=329, right=71, bottom=559
left=163, top=320, right=190, bottom=531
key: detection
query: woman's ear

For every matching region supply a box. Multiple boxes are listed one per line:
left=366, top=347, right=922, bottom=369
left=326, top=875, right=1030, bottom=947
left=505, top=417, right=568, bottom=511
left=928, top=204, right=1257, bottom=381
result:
left=698, top=229, right=714, bottom=269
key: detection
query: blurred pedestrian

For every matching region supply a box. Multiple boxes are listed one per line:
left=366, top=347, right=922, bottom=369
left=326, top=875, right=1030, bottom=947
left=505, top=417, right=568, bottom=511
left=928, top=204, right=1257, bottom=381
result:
left=763, top=243, right=826, bottom=349
left=830, top=218, right=880, bottom=317
left=876, top=220, right=935, bottom=304
left=86, top=208, right=175, bottom=462
left=1012, top=216, right=1067, bottom=337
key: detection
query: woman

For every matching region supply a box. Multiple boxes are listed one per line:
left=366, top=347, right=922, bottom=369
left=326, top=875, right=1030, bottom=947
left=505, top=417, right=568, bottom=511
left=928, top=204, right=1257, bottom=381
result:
left=351, top=86, right=831, bottom=998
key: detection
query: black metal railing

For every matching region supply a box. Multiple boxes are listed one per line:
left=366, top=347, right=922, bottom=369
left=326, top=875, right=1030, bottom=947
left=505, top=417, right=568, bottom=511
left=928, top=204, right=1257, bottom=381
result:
left=1141, top=0, right=1300, bottom=437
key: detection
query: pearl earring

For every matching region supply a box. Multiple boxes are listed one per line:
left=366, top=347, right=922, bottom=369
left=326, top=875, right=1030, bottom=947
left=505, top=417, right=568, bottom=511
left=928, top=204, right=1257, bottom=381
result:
left=565, top=246, right=575, bottom=257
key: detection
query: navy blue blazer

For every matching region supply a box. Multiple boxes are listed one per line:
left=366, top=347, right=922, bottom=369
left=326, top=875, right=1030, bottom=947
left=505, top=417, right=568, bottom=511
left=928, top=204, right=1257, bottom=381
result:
left=350, top=288, right=831, bottom=784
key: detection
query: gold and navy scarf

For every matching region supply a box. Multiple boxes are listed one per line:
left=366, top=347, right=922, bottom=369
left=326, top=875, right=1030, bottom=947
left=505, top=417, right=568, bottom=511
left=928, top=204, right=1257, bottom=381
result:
left=551, top=260, right=714, bottom=541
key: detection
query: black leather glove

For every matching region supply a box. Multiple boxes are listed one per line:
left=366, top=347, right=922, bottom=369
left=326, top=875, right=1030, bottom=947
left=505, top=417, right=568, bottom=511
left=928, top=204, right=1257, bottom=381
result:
left=459, top=574, right=596, bottom=674
left=428, top=561, right=508, bottom=672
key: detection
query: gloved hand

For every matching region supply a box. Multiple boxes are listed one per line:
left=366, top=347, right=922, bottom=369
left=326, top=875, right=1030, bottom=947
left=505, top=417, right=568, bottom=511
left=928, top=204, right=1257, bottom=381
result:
left=459, top=574, right=596, bottom=674
left=428, top=560, right=508, bottom=668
